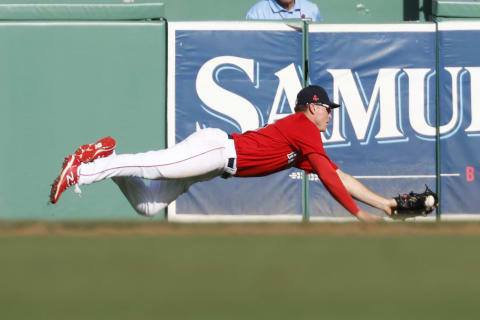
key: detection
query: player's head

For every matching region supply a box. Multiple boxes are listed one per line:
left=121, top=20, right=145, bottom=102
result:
left=294, top=85, right=340, bottom=112
left=295, top=85, right=340, bottom=131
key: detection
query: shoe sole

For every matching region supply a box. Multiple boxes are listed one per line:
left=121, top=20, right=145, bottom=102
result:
left=50, top=155, right=76, bottom=204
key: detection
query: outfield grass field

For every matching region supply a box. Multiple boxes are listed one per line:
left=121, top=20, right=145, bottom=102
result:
left=1, top=222, right=479, bottom=320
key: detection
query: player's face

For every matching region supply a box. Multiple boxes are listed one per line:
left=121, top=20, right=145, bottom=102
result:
left=310, top=103, right=332, bottom=132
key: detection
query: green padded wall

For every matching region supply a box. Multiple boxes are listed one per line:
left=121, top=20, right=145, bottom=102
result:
left=2, top=0, right=429, bottom=22
left=0, top=7, right=166, bottom=220
left=0, top=2, right=164, bottom=20
left=434, top=0, right=480, bottom=18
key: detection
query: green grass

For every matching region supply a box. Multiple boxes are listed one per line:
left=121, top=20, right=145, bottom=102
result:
left=1, top=232, right=480, bottom=320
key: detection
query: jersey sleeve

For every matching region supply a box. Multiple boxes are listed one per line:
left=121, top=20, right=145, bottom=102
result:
left=307, top=153, right=359, bottom=215
left=313, top=5, right=323, bottom=22
left=245, top=2, right=263, bottom=20
left=296, top=155, right=338, bottom=173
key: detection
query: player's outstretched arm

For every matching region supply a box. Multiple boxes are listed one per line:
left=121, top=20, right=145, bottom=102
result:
left=307, top=153, right=384, bottom=222
left=356, top=209, right=385, bottom=222
left=336, top=169, right=396, bottom=217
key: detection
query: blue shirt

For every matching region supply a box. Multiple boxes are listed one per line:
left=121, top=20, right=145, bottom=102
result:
left=246, top=0, right=323, bottom=22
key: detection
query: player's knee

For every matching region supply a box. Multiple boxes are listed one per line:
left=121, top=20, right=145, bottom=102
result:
left=134, top=202, right=167, bottom=217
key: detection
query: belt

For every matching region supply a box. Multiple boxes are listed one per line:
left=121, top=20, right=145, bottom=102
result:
left=221, top=134, right=237, bottom=179
left=225, top=157, right=235, bottom=170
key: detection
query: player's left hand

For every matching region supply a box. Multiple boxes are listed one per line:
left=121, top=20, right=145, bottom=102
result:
left=391, top=185, right=438, bottom=220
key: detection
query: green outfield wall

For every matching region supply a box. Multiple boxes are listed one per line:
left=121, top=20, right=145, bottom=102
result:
left=2, top=0, right=432, bottom=22
left=0, top=3, right=166, bottom=220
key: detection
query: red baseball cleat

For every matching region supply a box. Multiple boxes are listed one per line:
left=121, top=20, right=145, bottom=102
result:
left=50, top=155, right=80, bottom=204
left=74, top=136, right=116, bottom=163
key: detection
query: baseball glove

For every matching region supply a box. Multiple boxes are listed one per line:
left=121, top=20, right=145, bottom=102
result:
left=392, top=185, right=438, bottom=220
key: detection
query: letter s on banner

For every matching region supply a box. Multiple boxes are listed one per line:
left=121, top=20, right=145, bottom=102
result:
left=196, top=56, right=259, bottom=132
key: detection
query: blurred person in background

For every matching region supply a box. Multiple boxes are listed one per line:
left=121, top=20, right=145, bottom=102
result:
left=246, top=0, right=323, bottom=22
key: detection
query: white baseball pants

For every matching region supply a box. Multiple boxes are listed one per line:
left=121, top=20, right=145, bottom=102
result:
left=77, top=128, right=237, bottom=216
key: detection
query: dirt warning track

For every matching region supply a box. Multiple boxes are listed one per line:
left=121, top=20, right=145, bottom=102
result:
left=2, top=221, right=480, bottom=237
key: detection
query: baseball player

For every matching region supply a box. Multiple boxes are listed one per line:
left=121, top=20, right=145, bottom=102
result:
left=50, top=85, right=437, bottom=222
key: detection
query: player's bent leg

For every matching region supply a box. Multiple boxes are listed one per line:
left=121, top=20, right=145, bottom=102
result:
left=50, top=129, right=234, bottom=205
left=112, top=168, right=220, bottom=216
left=112, top=177, right=194, bottom=216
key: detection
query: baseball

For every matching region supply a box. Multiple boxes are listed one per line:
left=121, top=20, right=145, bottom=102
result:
left=425, top=195, right=435, bottom=208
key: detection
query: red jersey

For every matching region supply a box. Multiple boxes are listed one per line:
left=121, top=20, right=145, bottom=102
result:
left=232, top=112, right=335, bottom=176
left=231, top=112, right=359, bottom=215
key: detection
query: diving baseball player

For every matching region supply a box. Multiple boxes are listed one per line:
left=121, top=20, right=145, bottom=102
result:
left=50, top=85, right=437, bottom=222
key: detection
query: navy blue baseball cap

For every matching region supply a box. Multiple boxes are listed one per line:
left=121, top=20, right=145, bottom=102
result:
left=296, top=85, right=340, bottom=108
